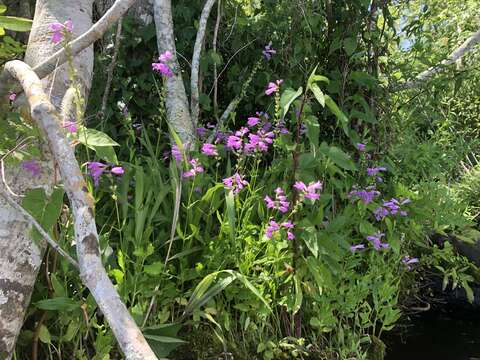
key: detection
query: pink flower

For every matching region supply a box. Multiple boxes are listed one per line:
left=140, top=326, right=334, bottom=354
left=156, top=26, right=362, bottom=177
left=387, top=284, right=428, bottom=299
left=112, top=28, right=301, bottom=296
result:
left=247, top=117, right=261, bottom=127
left=265, top=220, right=280, bottom=238
left=244, top=130, right=275, bottom=153
left=201, top=143, right=218, bottom=156
left=265, top=219, right=295, bottom=239
left=9, top=92, right=16, bottom=102
left=49, top=19, right=73, bottom=44
left=171, top=145, right=182, bottom=162
left=63, top=120, right=77, bottom=133
left=293, top=180, right=322, bottom=200
left=87, top=161, right=107, bottom=186
left=22, top=160, right=41, bottom=177
left=183, top=158, right=204, bottom=178
left=226, top=135, right=243, bottom=150
left=159, top=50, right=173, bottom=62
left=152, top=62, right=173, bottom=77
left=223, top=173, right=248, bottom=194
left=265, top=80, right=283, bottom=96
left=111, top=166, right=125, bottom=175
left=264, top=187, right=290, bottom=213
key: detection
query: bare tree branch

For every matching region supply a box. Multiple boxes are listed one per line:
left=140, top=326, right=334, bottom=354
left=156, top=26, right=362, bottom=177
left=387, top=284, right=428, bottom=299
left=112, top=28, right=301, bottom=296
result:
left=0, top=0, right=138, bottom=102
left=190, top=0, right=217, bottom=126
left=212, top=0, right=221, bottom=118
left=393, top=29, right=480, bottom=91
left=154, top=0, right=195, bottom=144
left=5, top=60, right=158, bottom=360
left=0, top=185, right=79, bottom=269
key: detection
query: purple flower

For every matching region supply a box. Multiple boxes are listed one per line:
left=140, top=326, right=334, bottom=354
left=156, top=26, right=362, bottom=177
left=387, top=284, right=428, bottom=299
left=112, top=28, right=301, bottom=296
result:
left=223, top=173, right=248, bottom=194
left=348, top=186, right=380, bottom=205
left=197, top=127, right=208, bottom=137
left=265, top=220, right=280, bottom=238
left=350, top=244, right=365, bottom=252
left=244, top=130, right=275, bottom=153
left=366, top=232, right=389, bottom=251
left=183, top=158, right=204, bottom=178
left=402, top=256, right=419, bottom=270
left=293, top=180, right=322, bottom=200
left=49, top=19, right=73, bottom=43
left=87, top=161, right=107, bottom=186
left=63, top=120, right=77, bottom=133
left=159, top=50, right=173, bottom=62
left=374, top=198, right=411, bottom=220
left=201, top=143, right=218, bottom=157
left=152, top=62, right=173, bottom=77
left=111, top=166, right=124, bottom=175
left=373, top=206, right=390, bottom=221
left=367, top=167, right=387, bottom=176
left=264, top=187, right=290, bottom=213
left=171, top=145, right=183, bottom=162
left=265, top=80, right=283, bottom=96
left=9, top=92, right=16, bottom=102
left=265, top=219, right=295, bottom=239
left=357, top=143, right=366, bottom=151
left=226, top=135, right=243, bottom=150
left=22, top=160, right=41, bottom=177
left=262, top=41, right=277, bottom=60
left=247, top=117, right=261, bottom=127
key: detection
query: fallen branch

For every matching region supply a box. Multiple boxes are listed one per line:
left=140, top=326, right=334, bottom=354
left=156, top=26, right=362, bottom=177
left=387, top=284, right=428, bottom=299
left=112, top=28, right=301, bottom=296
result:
left=5, top=59, right=158, bottom=360
left=0, top=0, right=138, bottom=102
left=0, top=184, right=79, bottom=269
left=392, top=29, right=480, bottom=91
left=190, top=0, right=217, bottom=126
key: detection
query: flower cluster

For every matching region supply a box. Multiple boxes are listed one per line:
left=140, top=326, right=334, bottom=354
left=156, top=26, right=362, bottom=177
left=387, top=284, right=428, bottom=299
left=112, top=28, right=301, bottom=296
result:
left=223, top=173, right=248, bottom=194
left=87, top=162, right=124, bottom=186
left=265, top=219, right=295, bottom=240
left=373, top=198, right=410, bottom=221
left=225, top=123, right=276, bottom=154
left=348, top=185, right=380, bottom=205
left=293, top=181, right=322, bottom=201
left=49, top=19, right=73, bottom=43
left=183, top=158, right=204, bottom=178
left=265, top=80, right=283, bottom=96
left=262, top=42, right=276, bottom=60
left=366, top=232, right=390, bottom=251
left=152, top=51, right=174, bottom=77
left=201, top=143, right=218, bottom=157
left=264, top=187, right=290, bottom=213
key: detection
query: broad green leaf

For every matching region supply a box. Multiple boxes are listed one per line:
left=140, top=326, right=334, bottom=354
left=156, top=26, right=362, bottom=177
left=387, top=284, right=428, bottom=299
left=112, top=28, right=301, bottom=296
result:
left=76, top=128, right=119, bottom=147
left=309, top=83, right=325, bottom=107
left=39, top=325, right=51, bottom=344
left=302, top=227, right=319, bottom=258
left=325, top=95, right=349, bottom=136
left=0, top=16, right=33, bottom=32
left=0, top=5, right=6, bottom=14
left=320, top=144, right=357, bottom=171
left=36, top=297, right=79, bottom=311
left=293, top=275, right=303, bottom=314
left=144, top=261, right=164, bottom=276
left=280, top=87, right=303, bottom=119
left=343, top=37, right=357, bottom=56
left=226, top=190, right=236, bottom=241
left=304, top=115, right=320, bottom=149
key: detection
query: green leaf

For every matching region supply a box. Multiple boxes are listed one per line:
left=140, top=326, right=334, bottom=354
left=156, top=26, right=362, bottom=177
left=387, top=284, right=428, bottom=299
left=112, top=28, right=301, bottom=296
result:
left=309, top=83, right=325, bottom=107
left=0, top=5, right=7, bottom=14
left=343, top=37, right=357, bottom=56
left=39, top=325, right=51, bottom=344
left=225, top=190, right=236, bottom=241
left=35, top=297, right=79, bottom=311
left=302, top=227, right=319, bottom=258
left=0, top=16, right=33, bottom=32
left=280, top=87, right=303, bottom=119
left=144, top=334, right=186, bottom=344
left=144, top=261, right=164, bottom=276
left=325, top=95, right=349, bottom=136
left=76, top=128, right=119, bottom=147
left=304, top=115, right=320, bottom=149
left=293, top=275, right=303, bottom=314
left=320, top=144, right=357, bottom=171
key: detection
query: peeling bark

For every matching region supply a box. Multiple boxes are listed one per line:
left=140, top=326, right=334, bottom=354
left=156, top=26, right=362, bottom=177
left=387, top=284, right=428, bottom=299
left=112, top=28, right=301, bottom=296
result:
left=153, top=0, right=195, bottom=144
left=5, top=59, right=158, bottom=360
left=0, top=1, right=94, bottom=357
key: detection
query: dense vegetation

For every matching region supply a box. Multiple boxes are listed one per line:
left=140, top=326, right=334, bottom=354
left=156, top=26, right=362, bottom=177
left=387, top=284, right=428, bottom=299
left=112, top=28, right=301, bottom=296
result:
left=1, top=0, right=479, bottom=359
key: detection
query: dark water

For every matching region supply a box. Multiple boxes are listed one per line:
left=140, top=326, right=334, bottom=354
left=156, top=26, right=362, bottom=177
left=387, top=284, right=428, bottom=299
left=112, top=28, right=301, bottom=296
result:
left=386, top=310, right=480, bottom=360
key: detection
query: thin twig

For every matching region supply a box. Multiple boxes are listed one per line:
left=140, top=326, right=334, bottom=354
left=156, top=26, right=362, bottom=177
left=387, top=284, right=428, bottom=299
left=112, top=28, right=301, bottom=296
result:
left=213, top=0, right=221, bottom=118
left=100, top=18, right=123, bottom=119
left=208, top=38, right=256, bottom=96
left=0, top=185, right=79, bottom=268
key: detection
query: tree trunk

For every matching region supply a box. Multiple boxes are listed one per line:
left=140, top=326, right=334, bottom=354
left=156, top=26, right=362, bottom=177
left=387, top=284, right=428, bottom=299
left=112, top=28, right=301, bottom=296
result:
left=0, top=1, right=93, bottom=358
left=154, top=0, right=195, bottom=145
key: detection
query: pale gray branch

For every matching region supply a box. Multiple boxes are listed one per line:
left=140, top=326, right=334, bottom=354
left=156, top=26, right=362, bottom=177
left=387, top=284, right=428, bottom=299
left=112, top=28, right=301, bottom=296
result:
left=190, top=0, right=217, bottom=126
left=0, top=0, right=138, bottom=102
left=4, top=60, right=158, bottom=360
left=393, top=29, right=480, bottom=91
left=0, top=185, right=79, bottom=269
